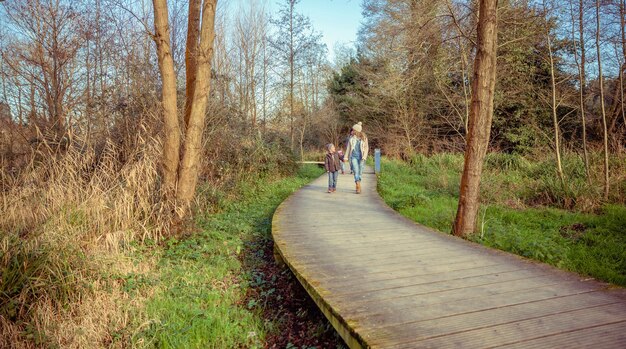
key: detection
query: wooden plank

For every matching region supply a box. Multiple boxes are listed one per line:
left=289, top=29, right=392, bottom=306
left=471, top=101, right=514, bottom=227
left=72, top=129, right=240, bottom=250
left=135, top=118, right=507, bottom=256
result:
left=369, top=292, right=623, bottom=347
left=336, top=279, right=603, bottom=323
left=291, top=245, right=476, bottom=266
left=307, top=245, right=458, bottom=261
left=388, top=304, right=626, bottom=348
left=297, top=161, right=324, bottom=164
left=336, top=269, right=541, bottom=303
left=497, top=321, right=626, bottom=348
left=280, top=247, right=460, bottom=270
left=328, top=264, right=524, bottom=295
left=276, top=232, right=433, bottom=244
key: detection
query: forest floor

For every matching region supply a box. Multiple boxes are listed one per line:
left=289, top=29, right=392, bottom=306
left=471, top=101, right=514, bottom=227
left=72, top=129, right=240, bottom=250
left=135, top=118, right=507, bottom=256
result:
left=376, top=153, right=626, bottom=287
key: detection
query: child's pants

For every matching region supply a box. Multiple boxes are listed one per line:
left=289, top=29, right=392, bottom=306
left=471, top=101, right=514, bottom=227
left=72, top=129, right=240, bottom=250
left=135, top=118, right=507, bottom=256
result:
left=328, top=171, right=338, bottom=189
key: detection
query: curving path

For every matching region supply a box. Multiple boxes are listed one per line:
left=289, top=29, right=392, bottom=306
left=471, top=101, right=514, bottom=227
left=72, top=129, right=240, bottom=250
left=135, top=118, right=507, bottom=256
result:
left=272, top=166, right=626, bottom=348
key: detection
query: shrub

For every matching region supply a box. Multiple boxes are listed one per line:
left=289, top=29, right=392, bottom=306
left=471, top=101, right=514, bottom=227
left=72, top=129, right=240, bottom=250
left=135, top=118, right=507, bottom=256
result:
left=202, top=129, right=298, bottom=187
left=484, top=152, right=531, bottom=172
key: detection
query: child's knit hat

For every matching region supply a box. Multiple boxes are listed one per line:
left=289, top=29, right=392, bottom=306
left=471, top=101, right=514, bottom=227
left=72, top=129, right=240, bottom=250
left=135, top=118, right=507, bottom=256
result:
left=352, top=122, right=363, bottom=132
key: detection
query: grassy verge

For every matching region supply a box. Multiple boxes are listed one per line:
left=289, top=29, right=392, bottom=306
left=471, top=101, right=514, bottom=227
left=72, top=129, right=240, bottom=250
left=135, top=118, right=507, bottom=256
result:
left=132, top=164, right=343, bottom=348
left=377, top=155, right=626, bottom=287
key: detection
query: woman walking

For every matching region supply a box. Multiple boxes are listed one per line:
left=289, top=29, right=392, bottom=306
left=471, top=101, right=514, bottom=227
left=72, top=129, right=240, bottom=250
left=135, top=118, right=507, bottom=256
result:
left=344, top=122, right=369, bottom=194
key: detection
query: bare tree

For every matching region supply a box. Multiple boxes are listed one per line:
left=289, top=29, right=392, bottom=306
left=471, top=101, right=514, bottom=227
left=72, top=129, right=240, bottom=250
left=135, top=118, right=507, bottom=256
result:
left=453, top=0, right=498, bottom=237
left=316, top=99, right=342, bottom=147
left=595, top=0, right=610, bottom=200
left=617, top=0, right=626, bottom=145
left=233, top=2, right=267, bottom=131
left=269, top=0, right=321, bottom=150
left=2, top=0, right=85, bottom=136
left=152, top=0, right=219, bottom=211
left=569, top=0, right=590, bottom=180
left=544, top=2, right=565, bottom=188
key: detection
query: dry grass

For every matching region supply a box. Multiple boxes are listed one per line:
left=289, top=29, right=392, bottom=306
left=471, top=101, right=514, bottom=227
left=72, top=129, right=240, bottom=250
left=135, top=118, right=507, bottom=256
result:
left=0, top=127, right=165, bottom=347
left=1, top=250, right=158, bottom=348
left=0, top=316, right=27, bottom=348
left=33, top=251, right=158, bottom=349
left=1, top=136, right=167, bottom=241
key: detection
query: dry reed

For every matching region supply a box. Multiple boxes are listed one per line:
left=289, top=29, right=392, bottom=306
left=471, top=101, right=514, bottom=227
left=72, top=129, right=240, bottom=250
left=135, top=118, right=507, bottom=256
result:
left=0, top=127, right=165, bottom=347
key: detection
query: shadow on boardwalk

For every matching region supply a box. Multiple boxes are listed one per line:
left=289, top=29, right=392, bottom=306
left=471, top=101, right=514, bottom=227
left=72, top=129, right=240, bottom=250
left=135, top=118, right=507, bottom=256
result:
left=272, top=167, right=626, bottom=348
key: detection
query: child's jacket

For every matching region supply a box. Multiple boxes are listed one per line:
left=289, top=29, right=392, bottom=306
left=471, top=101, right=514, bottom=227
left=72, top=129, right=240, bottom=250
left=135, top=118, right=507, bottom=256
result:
left=325, top=152, right=341, bottom=172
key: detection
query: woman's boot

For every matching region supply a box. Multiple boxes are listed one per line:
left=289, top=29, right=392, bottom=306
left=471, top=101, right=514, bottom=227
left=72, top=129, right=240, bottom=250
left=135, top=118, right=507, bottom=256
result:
left=356, top=181, right=361, bottom=194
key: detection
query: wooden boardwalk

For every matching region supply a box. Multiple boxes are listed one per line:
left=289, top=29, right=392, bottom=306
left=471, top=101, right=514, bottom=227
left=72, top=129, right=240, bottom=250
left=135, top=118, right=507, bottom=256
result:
left=272, top=167, right=626, bottom=348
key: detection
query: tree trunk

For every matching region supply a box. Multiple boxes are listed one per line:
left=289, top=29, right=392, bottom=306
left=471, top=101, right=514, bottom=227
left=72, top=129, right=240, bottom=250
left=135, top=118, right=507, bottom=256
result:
left=580, top=0, right=591, bottom=179
left=453, top=0, right=498, bottom=237
left=152, top=0, right=181, bottom=199
left=595, top=0, right=610, bottom=200
left=608, top=63, right=625, bottom=138
left=29, top=83, right=36, bottom=123
left=18, top=87, right=24, bottom=126
left=85, top=36, right=92, bottom=119
left=619, top=0, right=626, bottom=137
left=620, top=65, right=626, bottom=137
left=184, top=0, right=202, bottom=128
left=289, top=0, right=295, bottom=150
left=460, top=36, right=470, bottom=133
left=547, top=32, right=565, bottom=188
left=262, top=34, right=268, bottom=134
left=623, top=0, right=626, bottom=63
left=608, top=0, right=626, bottom=141
left=571, top=0, right=590, bottom=180
left=176, top=0, right=218, bottom=206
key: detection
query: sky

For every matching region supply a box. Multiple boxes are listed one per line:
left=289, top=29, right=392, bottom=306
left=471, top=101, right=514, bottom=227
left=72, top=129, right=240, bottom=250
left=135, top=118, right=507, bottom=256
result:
left=269, top=0, right=363, bottom=61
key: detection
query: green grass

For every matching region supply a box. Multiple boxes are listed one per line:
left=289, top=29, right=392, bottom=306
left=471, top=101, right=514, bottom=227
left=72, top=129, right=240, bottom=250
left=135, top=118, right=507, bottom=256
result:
left=132, top=165, right=324, bottom=348
left=377, top=155, right=626, bottom=287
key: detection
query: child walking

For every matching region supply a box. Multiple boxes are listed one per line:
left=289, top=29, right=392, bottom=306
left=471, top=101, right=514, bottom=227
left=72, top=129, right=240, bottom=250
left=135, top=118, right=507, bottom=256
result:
left=337, top=146, right=345, bottom=174
left=324, top=143, right=341, bottom=193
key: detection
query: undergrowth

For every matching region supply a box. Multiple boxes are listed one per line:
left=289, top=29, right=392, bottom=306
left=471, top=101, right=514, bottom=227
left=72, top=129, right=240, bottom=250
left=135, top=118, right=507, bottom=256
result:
left=377, top=153, right=626, bottom=286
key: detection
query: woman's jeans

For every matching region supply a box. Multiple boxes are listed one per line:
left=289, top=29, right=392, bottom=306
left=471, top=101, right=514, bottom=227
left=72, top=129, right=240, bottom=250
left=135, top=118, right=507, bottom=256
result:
left=350, top=157, right=364, bottom=182
left=327, top=171, right=339, bottom=188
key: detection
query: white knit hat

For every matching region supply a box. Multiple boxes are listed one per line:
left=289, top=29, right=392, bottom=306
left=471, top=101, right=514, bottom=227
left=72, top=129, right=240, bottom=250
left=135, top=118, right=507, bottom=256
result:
left=352, top=122, right=362, bottom=132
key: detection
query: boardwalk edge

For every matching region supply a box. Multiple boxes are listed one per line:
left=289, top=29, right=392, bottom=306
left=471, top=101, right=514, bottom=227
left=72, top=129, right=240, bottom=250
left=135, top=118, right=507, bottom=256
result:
left=271, top=185, right=369, bottom=349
